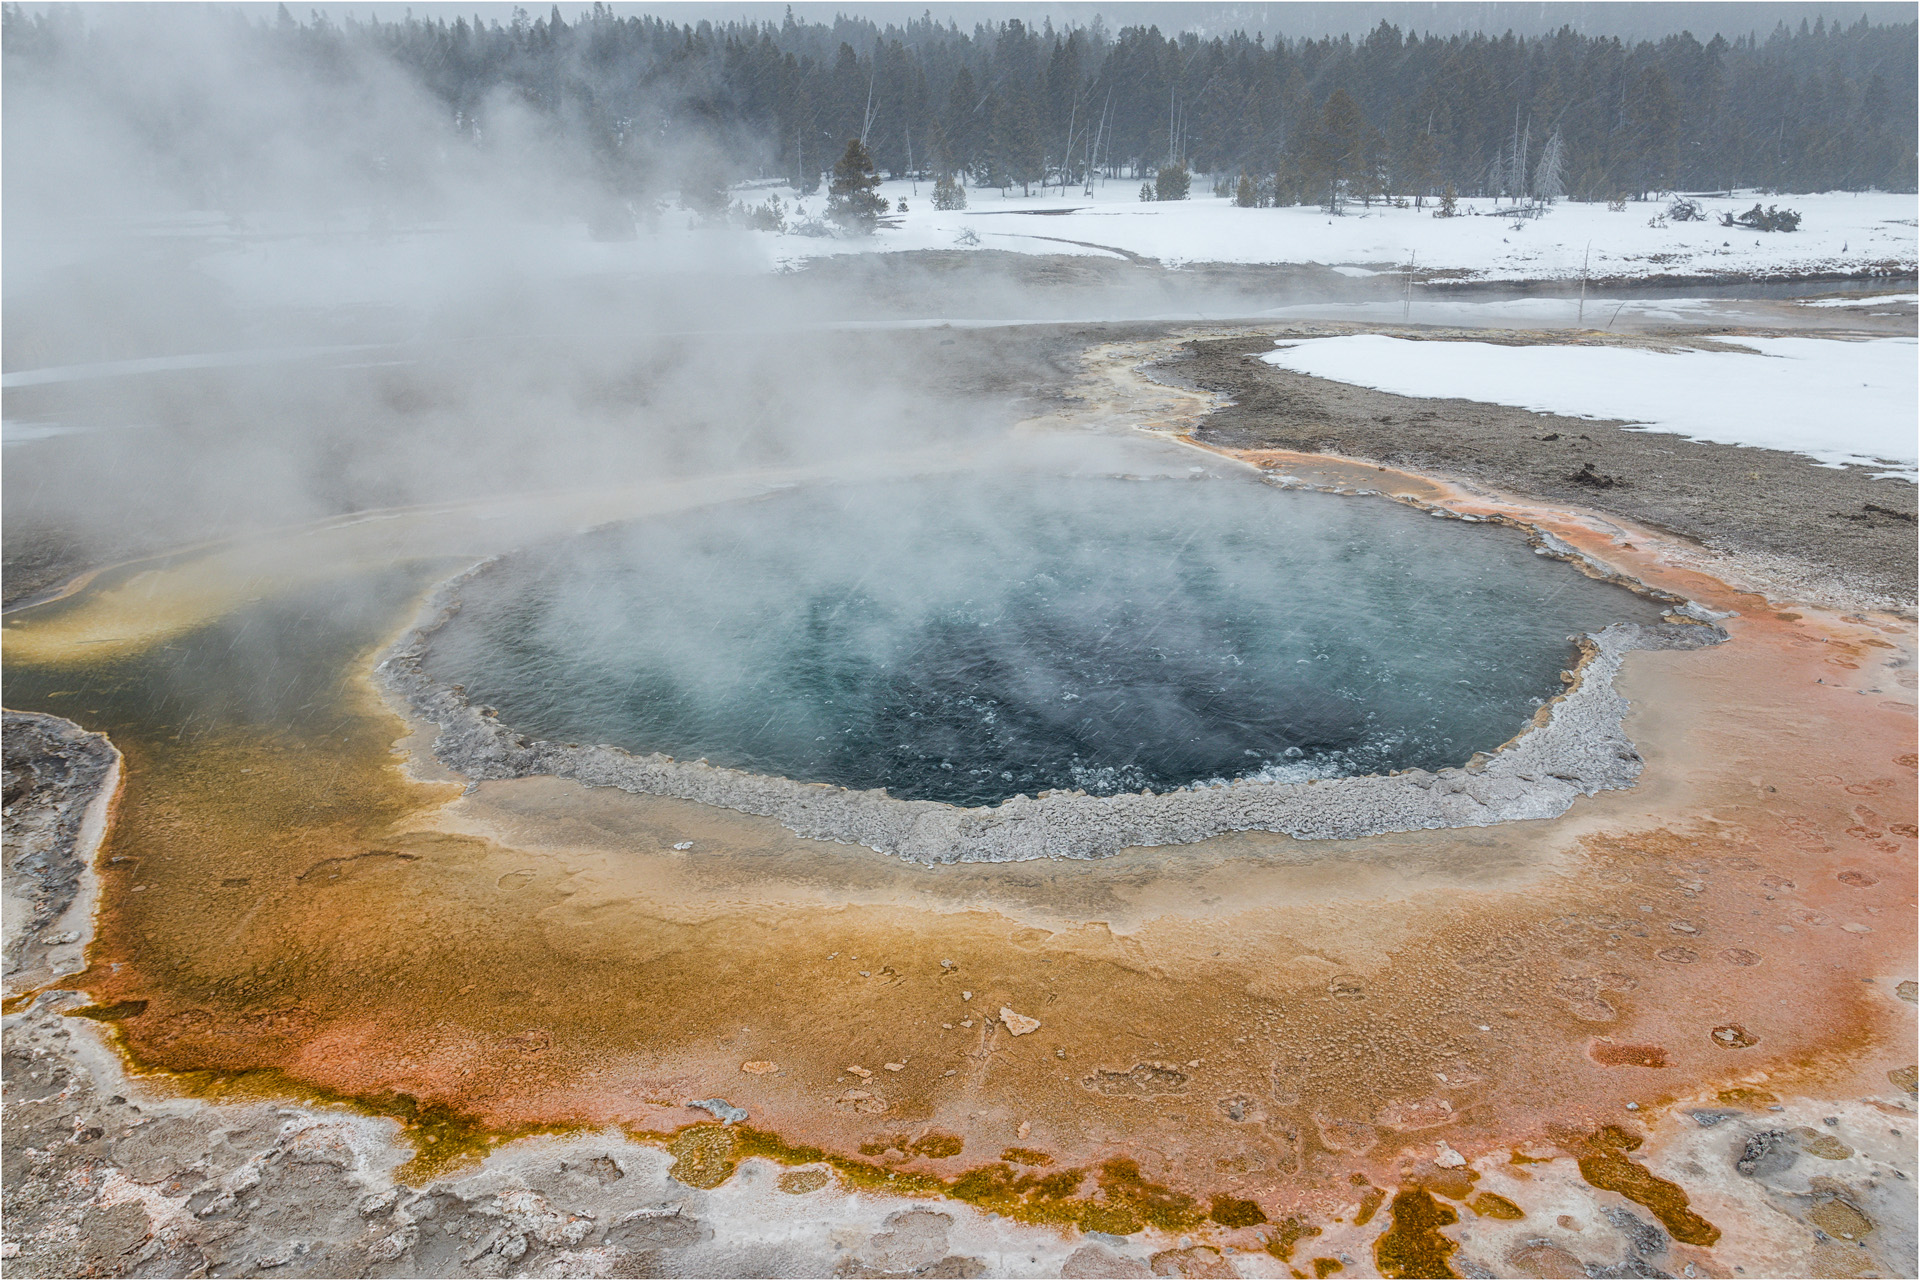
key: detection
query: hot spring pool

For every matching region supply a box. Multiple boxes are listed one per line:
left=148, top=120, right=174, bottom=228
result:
left=420, top=475, right=1668, bottom=807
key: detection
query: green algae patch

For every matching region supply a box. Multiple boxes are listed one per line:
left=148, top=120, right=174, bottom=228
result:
left=1262, top=1215, right=1321, bottom=1261
left=67, top=999, right=151, bottom=1022
left=1075, top=1201, right=1146, bottom=1236
left=1209, top=1195, right=1268, bottom=1228
left=382, top=1096, right=572, bottom=1185
left=724, top=1130, right=1206, bottom=1236
left=1467, top=1192, right=1524, bottom=1220
left=1095, top=1157, right=1204, bottom=1232
left=778, top=1168, right=831, bottom=1194
left=731, top=1126, right=945, bottom=1199
left=668, top=1125, right=739, bottom=1189
left=852, top=1129, right=965, bottom=1161
left=1373, top=1189, right=1460, bottom=1279
left=1351, top=1175, right=1388, bottom=1226
left=910, top=1131, right=965, bottom=1159
left=1570, top=1126, right=1719, bottom=1247
left=950, top=1162, right=1089, bottom=1226
left=1000, top=1146, right=1053, bottom=1166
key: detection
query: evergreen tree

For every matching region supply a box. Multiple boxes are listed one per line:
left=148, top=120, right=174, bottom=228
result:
left=827, top=138, right=887, bottom=229
left=1402, top=128, right=1441, bottom=207
left=1272, top=156, right=1299, bottom=206
left=997, top=90, right=1045, bottom=194
left=945, top=66, right=981, bottom=179
left=1234, top=172, right=1258, bottom=206
left=932, top=171, right=967, bottom=209
left=13, top=5, right=1910, bottom=215
left=1154, top=160, right=1190, bottom=200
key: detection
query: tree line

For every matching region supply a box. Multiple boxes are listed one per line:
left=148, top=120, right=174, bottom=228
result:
left=5, top=3, right=1914, bottom=211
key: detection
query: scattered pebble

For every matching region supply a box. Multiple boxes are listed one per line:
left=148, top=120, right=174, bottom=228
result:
left=672, top=841, right=692, bottom=850
left=846, top=1066, right=872, bottom=1080
left=740, top=1061, right=776, bottom=1075
left=1000, top=1007, right=1041, bottom=1036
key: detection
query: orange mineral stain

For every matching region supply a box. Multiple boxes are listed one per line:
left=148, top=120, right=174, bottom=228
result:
left=2, top=425, right=1911, bottom=1237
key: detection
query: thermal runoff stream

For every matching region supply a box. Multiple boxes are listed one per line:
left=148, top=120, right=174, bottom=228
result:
left=422, top=475, right=1666, bottom=807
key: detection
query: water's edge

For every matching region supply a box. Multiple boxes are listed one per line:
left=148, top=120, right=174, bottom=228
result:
left=375, top=530, right=1727, bottom=865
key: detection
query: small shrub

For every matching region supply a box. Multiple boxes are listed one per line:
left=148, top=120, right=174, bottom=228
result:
left=739, top=194, right=785, bottom=232
left=1720, top=203, right=1801, bottom=232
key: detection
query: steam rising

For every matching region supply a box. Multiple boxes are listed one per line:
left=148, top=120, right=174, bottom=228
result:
left=3, top=7, right=1063, bottom=570
left=423, top=475, right=1666, bottom=805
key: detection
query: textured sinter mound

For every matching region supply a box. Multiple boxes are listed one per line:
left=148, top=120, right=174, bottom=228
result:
left=421, top=477, right=1666, bottom=806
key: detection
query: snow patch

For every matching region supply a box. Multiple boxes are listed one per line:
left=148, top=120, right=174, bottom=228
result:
left=1798, top=292, right=1917, bottom=307
left=1262, top=334, right=1918, bottom=478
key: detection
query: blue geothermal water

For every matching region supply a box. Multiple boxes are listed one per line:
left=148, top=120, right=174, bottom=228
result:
left=422, top=476, right=1665, bottom=807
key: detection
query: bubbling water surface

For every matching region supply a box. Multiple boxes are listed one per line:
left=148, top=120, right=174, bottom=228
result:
left=423, top=476, right=1666, bottom=806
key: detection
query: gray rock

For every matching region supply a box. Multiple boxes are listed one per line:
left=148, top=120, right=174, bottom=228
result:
left=1735, top=1128, right=1798, bottom=1178
left=855, top=1209, right=953, bottom=1273
left=687, top=1098, right=748, bottom=1124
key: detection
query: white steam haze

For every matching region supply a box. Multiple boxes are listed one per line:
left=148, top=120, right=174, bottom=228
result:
left=2, top=5, right=1076, bottom=569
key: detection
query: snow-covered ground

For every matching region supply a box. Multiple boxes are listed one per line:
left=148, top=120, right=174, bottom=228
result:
left=9, top=186, right=1911, bottom=322
left=1260, top=334, right=1918, bottom=479
left=1797, top=291, right=1917, bottom=309
left=757, top=180, right=1918, bottom=283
